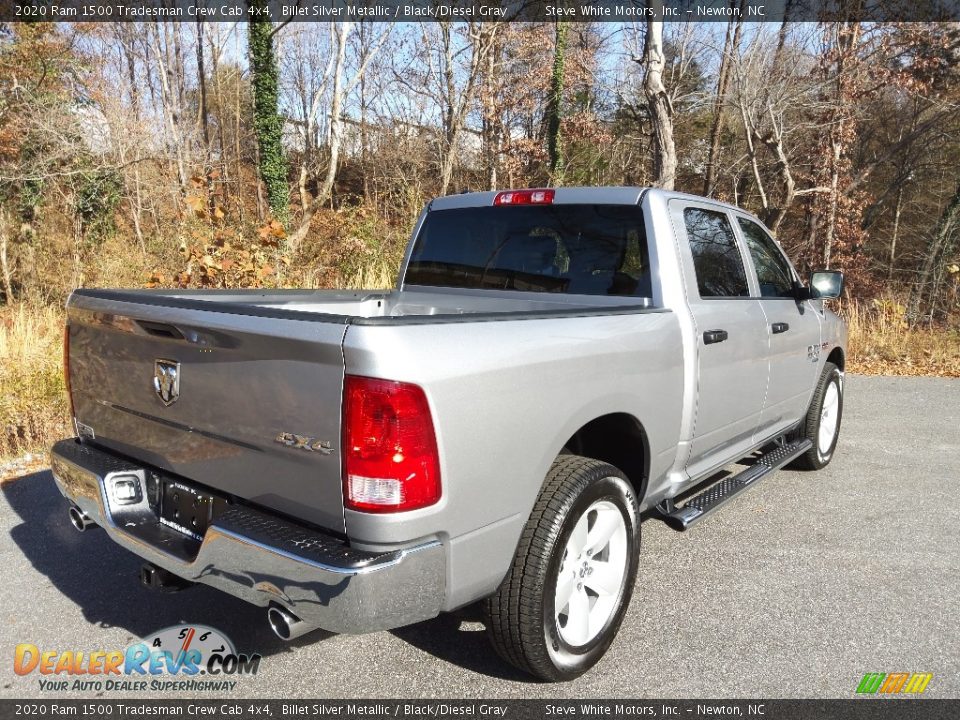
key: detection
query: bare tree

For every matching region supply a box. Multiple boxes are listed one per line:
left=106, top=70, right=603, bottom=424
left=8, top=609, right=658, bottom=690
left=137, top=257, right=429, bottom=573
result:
left=287, top=21, right=390, bottom=250
left=637, top=5, right=676, bottom=190
left=821, top=20, right=863, bottom=268
left=908, top=178, right=960, bottom=324
left=147, top=21, right=190, bottom=197
left=731, top=24, right=830, bottom=234
left=704, top=6, right=743, bottom=197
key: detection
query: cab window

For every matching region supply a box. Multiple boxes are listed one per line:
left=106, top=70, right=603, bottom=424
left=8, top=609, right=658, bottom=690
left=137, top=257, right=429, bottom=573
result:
left=683, top=208, right=749, bottom=298
left=737, top=218, right=796, bottom=298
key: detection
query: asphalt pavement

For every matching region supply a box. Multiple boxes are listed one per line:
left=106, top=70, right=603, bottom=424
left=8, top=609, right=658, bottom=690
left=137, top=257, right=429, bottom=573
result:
left=2, top=375, right=958, bottom=699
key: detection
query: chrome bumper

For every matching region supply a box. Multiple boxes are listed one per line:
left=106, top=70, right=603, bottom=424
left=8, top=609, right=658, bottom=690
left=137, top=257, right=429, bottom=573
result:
left=49, top=439, right=445, bottom=634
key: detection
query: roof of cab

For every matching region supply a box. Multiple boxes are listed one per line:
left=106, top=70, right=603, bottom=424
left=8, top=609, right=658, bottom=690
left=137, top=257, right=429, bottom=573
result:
left=425, top=186, right=762, bottom=224
left=428, top=186, right=648, bottom=211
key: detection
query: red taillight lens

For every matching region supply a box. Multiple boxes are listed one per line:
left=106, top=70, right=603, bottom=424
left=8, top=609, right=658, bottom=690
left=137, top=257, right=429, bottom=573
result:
left=493, top=189, right=555, bottom=206
left=63, top=323, right=75, bottom=420
left=342, top=375, right=441, bottom=513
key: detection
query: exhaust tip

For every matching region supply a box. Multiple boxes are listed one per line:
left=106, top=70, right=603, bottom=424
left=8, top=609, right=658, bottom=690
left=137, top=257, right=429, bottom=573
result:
left=68, top=506, right=94, bottom=532
left=268, top=605, right=318, bottom=641
left=267, top=606, right=295, bottom=641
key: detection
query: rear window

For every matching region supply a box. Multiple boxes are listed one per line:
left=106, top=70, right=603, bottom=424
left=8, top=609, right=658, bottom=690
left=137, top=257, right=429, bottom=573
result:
left=404, top=205, right=652, bottom=297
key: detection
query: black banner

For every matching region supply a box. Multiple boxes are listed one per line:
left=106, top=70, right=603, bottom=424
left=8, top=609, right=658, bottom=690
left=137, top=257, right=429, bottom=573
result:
left=5, top=0, right=960, bottom=24
left=1, top=700, right=958, bottom=720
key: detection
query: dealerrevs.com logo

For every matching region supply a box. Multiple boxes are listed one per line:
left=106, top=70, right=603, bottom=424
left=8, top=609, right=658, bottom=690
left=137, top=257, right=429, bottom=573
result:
left=14, top=625, right=261, bottom=692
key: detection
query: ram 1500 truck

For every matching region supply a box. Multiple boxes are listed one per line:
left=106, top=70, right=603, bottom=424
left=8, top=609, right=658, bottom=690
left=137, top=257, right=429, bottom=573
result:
left=51, top=187, right=846, bottom=681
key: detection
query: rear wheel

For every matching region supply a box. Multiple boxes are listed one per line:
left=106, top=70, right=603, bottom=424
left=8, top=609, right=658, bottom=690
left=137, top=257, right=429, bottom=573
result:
left=484, top=456, right=639, bottom=681
left=793, top=361, right=843, bottom=470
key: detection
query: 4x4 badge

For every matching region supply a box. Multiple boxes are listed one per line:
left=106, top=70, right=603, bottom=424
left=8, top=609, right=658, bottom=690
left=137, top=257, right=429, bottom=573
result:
left=154, top=359, right=180, bottom=406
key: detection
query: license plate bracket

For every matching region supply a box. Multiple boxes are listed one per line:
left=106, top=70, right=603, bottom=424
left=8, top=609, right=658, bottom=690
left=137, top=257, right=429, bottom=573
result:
left=159, top=480, right=224, bottom=541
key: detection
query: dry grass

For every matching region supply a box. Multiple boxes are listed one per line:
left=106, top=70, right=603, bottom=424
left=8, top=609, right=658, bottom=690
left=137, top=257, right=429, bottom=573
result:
left=844, top=299, right=960, bottom=378
left=0, top=304, right=70, bottom=463
left=346, top=259, right=399, bottom=290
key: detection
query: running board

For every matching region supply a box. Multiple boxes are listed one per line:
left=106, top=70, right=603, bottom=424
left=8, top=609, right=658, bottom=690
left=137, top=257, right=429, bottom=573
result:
left=663, top=439, right=812, bottom=530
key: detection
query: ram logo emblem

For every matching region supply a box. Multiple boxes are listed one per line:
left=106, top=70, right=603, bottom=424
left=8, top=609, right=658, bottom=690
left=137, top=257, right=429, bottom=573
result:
left=153, top=359, right=180, bottom=406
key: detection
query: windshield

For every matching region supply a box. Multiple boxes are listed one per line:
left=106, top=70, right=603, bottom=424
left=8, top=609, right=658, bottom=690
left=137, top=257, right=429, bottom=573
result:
left=404, top=204, right=652, bottom=297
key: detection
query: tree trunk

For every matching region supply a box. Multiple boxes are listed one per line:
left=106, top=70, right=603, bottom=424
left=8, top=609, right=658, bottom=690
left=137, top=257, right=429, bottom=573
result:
left=210, top=24, right=232, bottom=214
left=642, top=5, right=676, bottom=190
left=546, top=18, right=567, bottom=184
left=821, top=20, right=861, bottom=268
left=435, top=23, right=494, bottom=196
left=288, top=21, right=352, bottom=250
left=703, top=10, right=741, bottom=197
left=481, top=42, right=500, bottom=191
left=359, top=21, right=370, bottom=202
left=0, top=208, right=13, bottom=304
left=234, top=64, right=246, bottom=223
left=149, top=22, right=188, bottom=196
left=195, top=17, right=215, bottom=216
left=888, top=185, right=903, bottom=281
left=439, top=22, right=457, bottom=195
left=247, top=1, right=290, bottom=224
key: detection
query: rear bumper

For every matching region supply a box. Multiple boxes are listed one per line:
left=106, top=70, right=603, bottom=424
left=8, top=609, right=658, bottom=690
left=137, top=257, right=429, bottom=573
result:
left=49, top=439, right=445, bottom=634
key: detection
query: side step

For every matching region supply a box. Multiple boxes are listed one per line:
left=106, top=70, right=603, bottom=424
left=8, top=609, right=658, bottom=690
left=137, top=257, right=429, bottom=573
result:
left=663, top=439, right=812, bottom=530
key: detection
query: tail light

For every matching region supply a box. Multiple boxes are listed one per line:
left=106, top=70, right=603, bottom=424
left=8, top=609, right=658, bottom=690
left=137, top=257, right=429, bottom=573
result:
left=493, top=189, right=555, bottom=206
left=342, top=375, right=441, bottom=513
left=63, top=323, right=75, bottom=420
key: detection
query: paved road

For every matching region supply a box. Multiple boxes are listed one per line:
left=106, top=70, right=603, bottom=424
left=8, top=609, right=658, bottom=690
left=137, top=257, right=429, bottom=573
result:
left=2, top=375, right=958, bottom=699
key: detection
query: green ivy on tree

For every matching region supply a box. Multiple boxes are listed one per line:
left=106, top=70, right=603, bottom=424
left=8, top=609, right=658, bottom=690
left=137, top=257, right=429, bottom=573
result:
left=71, top=167, right=122, bottom=245
left=546, top=17, right=568, bottom=185
left=247, top=0, right=289, bottom=226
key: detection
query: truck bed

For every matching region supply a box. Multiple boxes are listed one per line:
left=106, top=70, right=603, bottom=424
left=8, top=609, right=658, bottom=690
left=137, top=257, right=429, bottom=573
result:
left=74, top=287, right=653, bottom=324
left=65, top=287, right=661, bottom=537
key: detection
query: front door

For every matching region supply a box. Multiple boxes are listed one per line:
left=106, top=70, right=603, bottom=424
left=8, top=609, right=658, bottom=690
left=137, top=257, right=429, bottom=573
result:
left=671, top=201, right=771, bottom=476
left=734, top=215, right=822, bottom=437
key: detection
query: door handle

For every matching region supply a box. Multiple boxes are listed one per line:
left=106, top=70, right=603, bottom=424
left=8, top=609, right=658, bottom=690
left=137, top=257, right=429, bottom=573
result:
left=771, top=322, right=790, bottom=334
left=703, top=329, right=728, bottom=345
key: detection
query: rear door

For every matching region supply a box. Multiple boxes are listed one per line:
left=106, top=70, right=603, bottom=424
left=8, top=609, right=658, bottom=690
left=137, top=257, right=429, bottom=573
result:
left=66, top=293, right=348, bottom=533
left=670, top=201, right=770, bottom=475
left=734, top=215, right=821, bottom=435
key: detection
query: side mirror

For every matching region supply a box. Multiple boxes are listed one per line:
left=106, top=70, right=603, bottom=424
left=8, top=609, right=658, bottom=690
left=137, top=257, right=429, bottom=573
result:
left=809, top=270, right=844, bottom=299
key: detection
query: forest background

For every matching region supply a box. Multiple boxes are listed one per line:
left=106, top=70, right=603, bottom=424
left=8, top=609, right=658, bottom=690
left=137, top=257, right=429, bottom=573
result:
left=1, top=15, right=959, bottom=466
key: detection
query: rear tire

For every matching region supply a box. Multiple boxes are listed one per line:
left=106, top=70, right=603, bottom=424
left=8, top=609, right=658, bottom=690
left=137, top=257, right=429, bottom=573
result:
left=793, top=361, right=843, bottom=470
left=484, top=455, right=640, bottom=681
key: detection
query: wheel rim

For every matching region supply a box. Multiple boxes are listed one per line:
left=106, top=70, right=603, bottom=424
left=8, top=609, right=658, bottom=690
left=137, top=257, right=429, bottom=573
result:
left=818, top=379, right=840, bottom=456
left=554, top=498, right=628, bottom=647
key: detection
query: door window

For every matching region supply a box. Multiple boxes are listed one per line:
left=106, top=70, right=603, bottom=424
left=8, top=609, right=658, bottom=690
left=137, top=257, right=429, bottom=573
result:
left=737, top=218, right=796, bottom=298
left=683, top=208, right=749, bottom=298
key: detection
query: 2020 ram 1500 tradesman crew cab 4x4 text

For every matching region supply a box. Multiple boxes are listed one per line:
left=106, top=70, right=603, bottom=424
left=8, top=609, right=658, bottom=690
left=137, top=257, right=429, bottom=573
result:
left=51, top=187, right=846, bottom=681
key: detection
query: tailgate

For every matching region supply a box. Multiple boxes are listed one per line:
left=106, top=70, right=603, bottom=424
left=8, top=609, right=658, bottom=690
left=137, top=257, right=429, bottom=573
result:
left=65, top=292, right=349, bottom=533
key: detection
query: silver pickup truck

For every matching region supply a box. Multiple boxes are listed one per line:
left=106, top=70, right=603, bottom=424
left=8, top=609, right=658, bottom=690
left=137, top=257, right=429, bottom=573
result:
left=51, top=187, right=846, bottom=681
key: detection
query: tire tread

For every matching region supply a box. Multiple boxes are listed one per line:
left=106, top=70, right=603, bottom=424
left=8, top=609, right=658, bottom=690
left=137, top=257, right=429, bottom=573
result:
left=792, top=361, right=841, bottom=470
left=483, top=456, right=636, bottom=680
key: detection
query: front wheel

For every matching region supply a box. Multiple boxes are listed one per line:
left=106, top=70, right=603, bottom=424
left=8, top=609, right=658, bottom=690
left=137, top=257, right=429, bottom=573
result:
left=484, top=456, right=640, bottom=681
left=793, top=361, right=843, bottom=470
